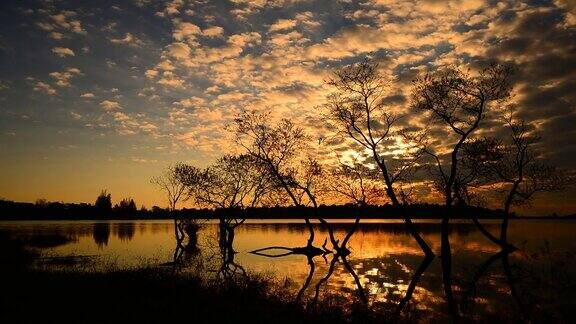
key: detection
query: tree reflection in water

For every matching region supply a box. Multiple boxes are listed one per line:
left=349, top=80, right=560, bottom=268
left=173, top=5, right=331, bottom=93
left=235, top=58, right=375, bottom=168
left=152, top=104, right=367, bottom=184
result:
left=311, top=217, right=367, bottom=308
left=393, top=252, right=434, bottom=319
left=92, top=222, right=110, bottom=248
left=113, top=222, right=135, bottom=242
left=247, top=219, right=544, bottom=322
left=250, top=217, right=368, bottom=307
left=250, top=227, right=330, bottom=303
left=169, top=219, right=201, bottom=271
left=13, top=219, right=573, bottom=321
left=460, top=249, right=527, bottom=321
left=216, top=219, right=246, bottom=280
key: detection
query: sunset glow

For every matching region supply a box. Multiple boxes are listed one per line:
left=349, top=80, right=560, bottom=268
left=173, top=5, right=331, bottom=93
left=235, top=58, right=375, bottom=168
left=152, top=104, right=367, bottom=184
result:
left=0, top=0, right=575, bottom=214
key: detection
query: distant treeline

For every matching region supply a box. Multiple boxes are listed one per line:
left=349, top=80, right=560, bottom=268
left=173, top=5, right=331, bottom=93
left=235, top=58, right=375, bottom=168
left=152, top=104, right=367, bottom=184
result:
left=0, top=198, right=180, bottom=220
left=0, top=198, right=545, bottom=221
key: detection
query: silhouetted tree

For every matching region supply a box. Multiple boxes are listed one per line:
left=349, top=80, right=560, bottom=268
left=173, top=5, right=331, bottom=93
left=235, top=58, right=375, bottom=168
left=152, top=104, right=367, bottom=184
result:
left=232, top=111, right=326, bottom=245
left=460, top=249, right=527, bottom=321
left=151, top=163, right=194, bottom=211
left=192, top=154, right=271, bottom=211
left=175, top=154, right=273, bottom=272
left=215, top=221, right=246, bottom=281
left=327, top=157, right=384, bottom=207
left=113, top=198, right=137, bottom=218
left=460, top=108, right=566, bottom=245
left=95, top=190, right=112, bottom=218
left=412, top=63, right=512, bottom=211
left=411, top=63, right=513, bottom=316
left=232, top=112, right=322, bottom=206
left=152, top=163, right=202, bottom=243
left=496, top=112, right=565, bottom=241
left=251, top=239, right=329, bottom=303
left=325, top=59, right=433, bottom=257
left=34, top=199, right=48, bottom=207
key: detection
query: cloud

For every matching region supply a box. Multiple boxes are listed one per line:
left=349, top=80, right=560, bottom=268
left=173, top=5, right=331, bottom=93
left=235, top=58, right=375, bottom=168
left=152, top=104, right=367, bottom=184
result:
left=157, top=60, right=176, bottom=71
left=70, top=111, right=82, bottom=119
left=102, top=22, right=117, bottom=33
left=37, top=10, right=86, bottom=37
left=228, top=32, right=261, bottom=47
left=51, top=47, right=75, bottom=58
left=110, top=33, right=145, bottom=47
left=268, top=30, right=308, bottom=47
left=157, top=76, right=185, bottom=88
left=49, top=68, right=82, bottom=87
left=172, top=22, right=201, bottom=43
left=33, top=82, right=57, bottom=95
left=6, top=0, right=574, bottom=212
left=100, top=100, right=121, bottom=110
left=145, top=69, right=158, bottom=78
left=166, top=42, right=191, bottom=60
left=0, top=80, right=9, bottom=91
left=49, top=32, right=64, bottom=40
left=175, top=106, right=236, bottom=155
left=161, top=32, right=262, bottom=74
left=269, top=19, right=297, bottom=32
left=36, top=22, right=54, bottom=31
left=50, top=12, right=85, bottom=34
left=295, top=11, right=321, bottom=29
left=162, top=0, right=184, bottom=16
left=202, top=26, right=225, bottom=38
left=473, top=5, right=576, bottom=168
left=174, top=97, right=206, bottom=108
left=107, top=111, right=160, bottom=136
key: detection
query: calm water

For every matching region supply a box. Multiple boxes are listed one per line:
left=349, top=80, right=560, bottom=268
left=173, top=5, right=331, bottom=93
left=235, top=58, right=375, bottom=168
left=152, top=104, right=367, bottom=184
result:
left=2, top=219, right=575, bottom=320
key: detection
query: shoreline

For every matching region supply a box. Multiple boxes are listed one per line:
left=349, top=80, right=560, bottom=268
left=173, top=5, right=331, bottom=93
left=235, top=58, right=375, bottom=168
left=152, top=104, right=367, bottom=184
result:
left=1, top=216, right=574, bottom=222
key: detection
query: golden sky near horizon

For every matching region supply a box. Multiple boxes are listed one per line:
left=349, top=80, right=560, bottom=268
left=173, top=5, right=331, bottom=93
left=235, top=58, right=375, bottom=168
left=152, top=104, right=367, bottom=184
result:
left=0, top=0, right=575, bottom=214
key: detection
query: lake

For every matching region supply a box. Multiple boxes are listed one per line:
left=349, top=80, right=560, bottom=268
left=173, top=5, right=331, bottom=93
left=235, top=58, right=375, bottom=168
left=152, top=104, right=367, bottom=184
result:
left=1, top=219, right=575, bottom=320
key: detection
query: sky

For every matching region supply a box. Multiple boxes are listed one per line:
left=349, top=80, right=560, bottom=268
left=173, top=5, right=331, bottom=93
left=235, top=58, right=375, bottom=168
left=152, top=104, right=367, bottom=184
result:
left=0, top=0, right=575, bottom=214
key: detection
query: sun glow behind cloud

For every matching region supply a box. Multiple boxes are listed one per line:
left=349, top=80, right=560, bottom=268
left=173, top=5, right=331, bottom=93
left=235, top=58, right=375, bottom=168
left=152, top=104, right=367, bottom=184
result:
left=0, top=0, right=574, bottom=213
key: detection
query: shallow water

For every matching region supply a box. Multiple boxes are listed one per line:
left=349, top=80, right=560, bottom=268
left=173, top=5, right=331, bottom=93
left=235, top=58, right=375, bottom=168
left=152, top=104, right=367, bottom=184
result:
left=2, top=219, right=575, bottom=320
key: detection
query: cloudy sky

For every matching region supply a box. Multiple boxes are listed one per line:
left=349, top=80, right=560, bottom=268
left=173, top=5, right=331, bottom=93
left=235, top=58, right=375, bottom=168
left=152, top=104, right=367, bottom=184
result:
left=0, top=0, right=574, bottom=213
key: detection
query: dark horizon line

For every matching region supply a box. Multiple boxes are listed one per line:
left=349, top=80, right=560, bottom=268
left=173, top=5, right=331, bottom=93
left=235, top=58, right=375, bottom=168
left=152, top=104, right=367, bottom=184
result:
left=2, top=196, right=572, bottom=218
left=0, top=216, right=573, bottom=221
left=1, top=198, right=574, bottom=220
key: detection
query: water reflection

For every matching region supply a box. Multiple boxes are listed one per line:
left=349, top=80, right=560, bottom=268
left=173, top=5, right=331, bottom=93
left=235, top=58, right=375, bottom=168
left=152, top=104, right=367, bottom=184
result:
left=313, top=218, right=367, bottom=307
left=92, top=222, right=110, bottom=248
left=242, top=219, right=575, bottom=321
left=1, top=219, right=574, bottom=321
left=113, top=223, right=135, bottom=242
left=460, top=249, right=525, bottom=321
left=249, top=218, right=427, bottom=315
left=216, top=220, right=246, bottom=280
left=394, top=252, right=434, bottom=318
left=170, top=221, right=201, bottom=269
left=250, top=228, right=330, bottom=303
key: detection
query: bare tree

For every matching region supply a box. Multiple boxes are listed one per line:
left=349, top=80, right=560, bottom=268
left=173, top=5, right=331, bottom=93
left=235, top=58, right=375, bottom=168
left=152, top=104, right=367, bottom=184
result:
left=327, top=156, right=385, bottom=207
left=495, top=112, right=565, bottom=241
left=412, top=64, right=512, bottom=211
left=151, top=163, right=199, bottom=242
left=191, top=154, right=272, bottom=222
left=452, top=137, right=503, bottom=207
left=324, top=59, right=433, bottom=257
left=461, top=109, right=566, bottom=245
left=151, top=163, right=192, bottom=211
left=232, top=111, right=327, bottom=246
left=448, top=137, right=516, bottom=249
left=411, top=63, right=513, bottom=314
left=175, top=154, right=273, bottom=279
